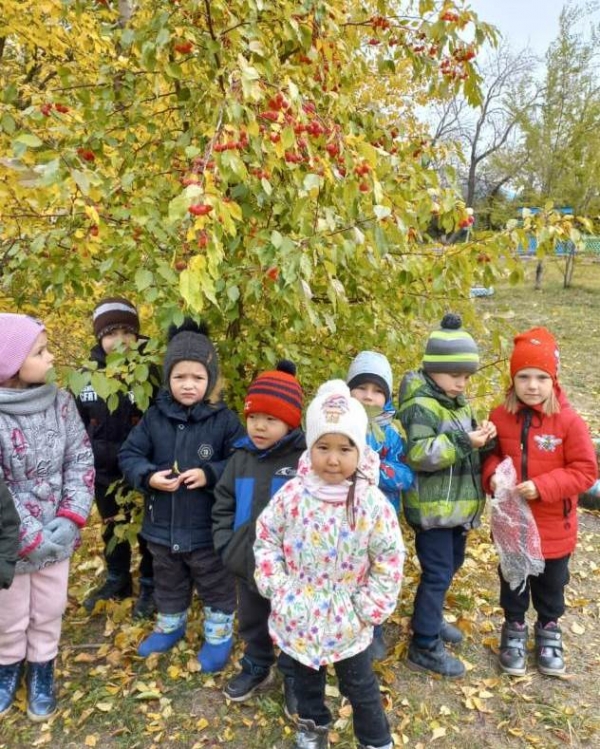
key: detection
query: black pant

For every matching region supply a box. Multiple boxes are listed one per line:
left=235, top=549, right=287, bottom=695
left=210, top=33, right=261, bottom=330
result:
left=412, top=526, right=466, bottom=639
left=238, top=579, right=294, bottom=676
left=96, top=484, right=153, bottom=580
left=500, top=554, right=570, bottom=624
left=148, top=541, right=236, bottom=615
left=294, top=648, right=391, bottom=747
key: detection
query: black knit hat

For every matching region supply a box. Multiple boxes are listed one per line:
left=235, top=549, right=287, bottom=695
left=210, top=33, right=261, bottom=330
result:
left=93, top=297, right=140, bottom=340
left=163, top=318, right=219, bottom=396
left=422, top=313, right=479, bottom=374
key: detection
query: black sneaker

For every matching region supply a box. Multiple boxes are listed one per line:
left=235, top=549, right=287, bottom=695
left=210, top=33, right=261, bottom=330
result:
left=83, top=574, right=133, bottom=613
left=440, top=620, right=463, bottom=644
left=132, top=582, right=156, bottom=619
left=223, top=663, right=273, bottom=702
left=406, top=638, right=465, bottom=678
left=369, top=630, right=388, bottom=661
left=283, top=675, right=298, bottom=719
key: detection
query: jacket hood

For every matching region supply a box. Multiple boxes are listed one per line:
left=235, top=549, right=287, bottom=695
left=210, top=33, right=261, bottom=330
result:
left=398, top=369, right=465, bottom=409
left=234, top=427, right=306, bottom=456
left=155, top=386, right=227, bottom=422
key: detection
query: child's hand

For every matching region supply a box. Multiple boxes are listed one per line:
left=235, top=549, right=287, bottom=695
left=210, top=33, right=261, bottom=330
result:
left=178, top=468, right=207, bottom=489
left=480, top=419, right=497, bottom=442
left=149, top=469, right=182, bottom=492
left=515, top=480, right=539, bottom=501
left=468, top=428, right=489, bottom=448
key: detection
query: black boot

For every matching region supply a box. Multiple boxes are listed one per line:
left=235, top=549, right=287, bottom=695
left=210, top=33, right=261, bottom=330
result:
left=132, top=579, right=156, bottom=619
left=498, top=621, right=528, bottom=676
left=534, top=621, right=565, bottom=676
left=83, top=573, right=133, bottom=613
left=369, top=624, right=388, bottom=661
left=223, top=657, right=273, bottom=701
left=0, top=660, right=24, bottom=716
left=26, top=660, right=57, bottom=722
left=294, top=718, right=330, bottom=749
left=283, top=675, right=298, bottom=719
left=407, top=638, right=465, bottom=678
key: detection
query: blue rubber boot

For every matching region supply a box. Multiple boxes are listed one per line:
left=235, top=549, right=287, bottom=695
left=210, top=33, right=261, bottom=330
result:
left=197, top=607, right=234, bottom=673
left=138, top=612, right=187, bottom=657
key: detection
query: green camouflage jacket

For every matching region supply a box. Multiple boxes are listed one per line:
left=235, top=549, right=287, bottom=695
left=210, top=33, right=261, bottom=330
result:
left=397, top=370, right=485, bottom=530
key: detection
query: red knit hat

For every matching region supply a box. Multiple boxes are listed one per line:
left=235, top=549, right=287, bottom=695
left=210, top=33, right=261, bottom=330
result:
left=510, top=327, right=560, bottom=381
left=244, top=360, right=303, bottom=429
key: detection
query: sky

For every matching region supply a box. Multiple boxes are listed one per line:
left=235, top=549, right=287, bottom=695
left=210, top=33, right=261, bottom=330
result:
left=468, top=0, right=599, bottom=55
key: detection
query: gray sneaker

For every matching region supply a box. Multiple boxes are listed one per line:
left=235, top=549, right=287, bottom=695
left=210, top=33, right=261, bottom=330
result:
left=406, top=638, right=465, bottom=678
left=534, top=621, right=565, bottom=676
left=294, top=718, right=329, bottom=749
left=440, top=620, right=463, bottom=644
left=499, top=621, right=528, bottom=676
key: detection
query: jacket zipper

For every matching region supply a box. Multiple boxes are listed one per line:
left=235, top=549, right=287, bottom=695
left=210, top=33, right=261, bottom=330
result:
left=520, top=410, right=532, bottom=481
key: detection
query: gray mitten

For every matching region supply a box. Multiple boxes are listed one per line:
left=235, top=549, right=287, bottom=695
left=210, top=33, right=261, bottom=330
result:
left=45, top=517, right=79, bottom=547
left=27, top=534, right=62, bottom=565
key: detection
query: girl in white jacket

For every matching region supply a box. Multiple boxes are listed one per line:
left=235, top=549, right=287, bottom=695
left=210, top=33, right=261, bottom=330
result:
left=254, top=380, right=404, bottom=749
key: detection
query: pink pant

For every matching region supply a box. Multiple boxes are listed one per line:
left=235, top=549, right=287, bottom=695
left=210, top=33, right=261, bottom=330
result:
left=0, top=559, right=69, bottom=664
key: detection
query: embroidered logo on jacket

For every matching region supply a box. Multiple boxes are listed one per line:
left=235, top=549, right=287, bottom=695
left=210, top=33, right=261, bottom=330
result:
left=276, top=466, right=297, bottom=477
left=534, top=434, right=562, bottom=452
left=197, top=444, right=214, bottom=460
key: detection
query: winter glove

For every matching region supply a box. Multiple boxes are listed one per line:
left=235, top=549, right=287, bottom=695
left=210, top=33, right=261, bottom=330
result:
left=26, top=533, right=63, bottom=565
left=45, top=517, right=79, bottom=547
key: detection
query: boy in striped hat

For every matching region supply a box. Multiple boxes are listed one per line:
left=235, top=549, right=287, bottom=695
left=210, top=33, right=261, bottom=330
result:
left=212, top=361, right=305, bottom=717
left=397, top=313, right=496, bottom=678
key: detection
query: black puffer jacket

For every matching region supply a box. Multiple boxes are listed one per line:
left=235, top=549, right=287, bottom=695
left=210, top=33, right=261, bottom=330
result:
left=212, top=429, right=305, bottom=588
left=75, top=341, right=160, bottom=487
left=118, top=389, right=245, bottom=553
left=0, top=478, right=19, bottom=589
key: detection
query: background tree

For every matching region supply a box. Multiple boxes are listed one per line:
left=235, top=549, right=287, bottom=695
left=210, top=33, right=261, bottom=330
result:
left=1, top=0, right=510, bottom=406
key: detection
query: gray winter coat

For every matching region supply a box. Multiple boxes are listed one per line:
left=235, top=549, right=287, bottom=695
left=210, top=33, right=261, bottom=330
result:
left=0, top=384, right=95, bottom=573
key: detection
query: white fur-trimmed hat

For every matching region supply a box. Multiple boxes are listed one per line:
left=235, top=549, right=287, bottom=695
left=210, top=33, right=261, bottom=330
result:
left=306, top=379, right=368, bottom=458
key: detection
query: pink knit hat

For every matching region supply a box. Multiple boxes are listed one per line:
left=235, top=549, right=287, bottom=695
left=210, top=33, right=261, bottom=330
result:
left=0, top=313, right=46, bottom=383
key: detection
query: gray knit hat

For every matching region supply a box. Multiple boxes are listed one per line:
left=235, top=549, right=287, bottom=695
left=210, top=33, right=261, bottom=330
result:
left=422, top=313, right=479, bottom=374
left=163, top=319, right=219, bottom=396
left=346, top=350, right=393, bottom=402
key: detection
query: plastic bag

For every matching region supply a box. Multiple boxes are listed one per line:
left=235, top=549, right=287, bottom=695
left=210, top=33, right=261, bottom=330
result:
left=490, top=457, right=545, bottom=592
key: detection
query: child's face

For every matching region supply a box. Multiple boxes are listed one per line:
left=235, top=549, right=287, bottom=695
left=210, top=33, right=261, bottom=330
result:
left=310, top=433, right=359, bottom=484
left=169, top=360, right=209, bottom=406
left=18, top=331, right=54, bottom=386
left=101, top=327, right=137, bottom=354
left=429, top=371, right=471, bottom=398
left=513, top=367, right=553, bottom=406
left=247, top=412, right=290, bottom=450
left=350, top=381, right=386, bottom=409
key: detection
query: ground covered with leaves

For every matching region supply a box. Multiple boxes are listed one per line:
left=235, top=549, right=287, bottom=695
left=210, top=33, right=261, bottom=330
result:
left=2, top=259, right=599, bottom=749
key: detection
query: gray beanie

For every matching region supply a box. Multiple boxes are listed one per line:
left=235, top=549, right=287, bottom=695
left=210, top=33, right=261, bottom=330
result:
left=346, top=350, right=393, bottom=402
left=422, top=313, right=479, bottom=374
left=163, top=319, right=219, bottom=396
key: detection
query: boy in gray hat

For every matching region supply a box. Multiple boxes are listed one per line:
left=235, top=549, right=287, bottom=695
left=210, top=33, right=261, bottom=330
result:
left=346, top=350, right=413, bottom=660
left=119, top=319, right=244, bottom=671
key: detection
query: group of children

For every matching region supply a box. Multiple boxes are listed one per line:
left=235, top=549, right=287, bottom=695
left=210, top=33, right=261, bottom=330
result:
left=0, top=303, right=596, bottom=749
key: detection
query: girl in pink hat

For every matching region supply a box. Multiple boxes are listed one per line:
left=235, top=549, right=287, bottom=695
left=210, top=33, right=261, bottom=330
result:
left=0, top=313, right=95, bottom=721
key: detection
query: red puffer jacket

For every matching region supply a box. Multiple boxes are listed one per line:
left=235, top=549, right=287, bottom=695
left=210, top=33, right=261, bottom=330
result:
left=482, top=390, right=597, bottom=559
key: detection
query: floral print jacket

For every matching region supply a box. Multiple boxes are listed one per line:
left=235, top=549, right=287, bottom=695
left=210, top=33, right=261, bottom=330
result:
left=254, top=447, right=405, bottom=668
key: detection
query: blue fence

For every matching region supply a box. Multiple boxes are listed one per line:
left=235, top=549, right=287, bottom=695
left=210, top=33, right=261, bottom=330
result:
left=518, top=236, right=600, bottom=256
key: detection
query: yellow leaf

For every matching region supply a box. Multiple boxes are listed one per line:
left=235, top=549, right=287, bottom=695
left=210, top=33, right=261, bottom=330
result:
left=571, top=622, right=585, bottom=634
left=96, top=702, right=113, bottom=712
left=431, top=727, right=447, bottom=740
left=84, top=737, right=98, bottom=747
left=196, top=718, right=209, bottom=731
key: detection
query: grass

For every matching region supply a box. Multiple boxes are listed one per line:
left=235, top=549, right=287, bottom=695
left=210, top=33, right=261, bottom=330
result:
left=2, top=256, right=600, bottom=748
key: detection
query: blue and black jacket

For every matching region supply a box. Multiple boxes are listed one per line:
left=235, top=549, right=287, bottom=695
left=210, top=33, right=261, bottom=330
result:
left=212, top=428, right=305, bottom=589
